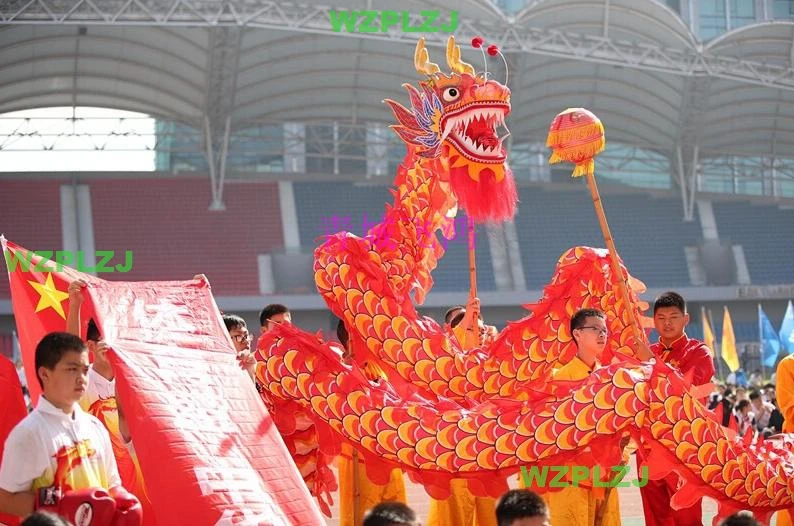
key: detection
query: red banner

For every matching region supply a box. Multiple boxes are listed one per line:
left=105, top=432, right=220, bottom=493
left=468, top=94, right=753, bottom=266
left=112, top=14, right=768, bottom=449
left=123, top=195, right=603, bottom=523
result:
left=0, top=355, right=26, bottom=526
left=2, top=238, right=324, bottom=525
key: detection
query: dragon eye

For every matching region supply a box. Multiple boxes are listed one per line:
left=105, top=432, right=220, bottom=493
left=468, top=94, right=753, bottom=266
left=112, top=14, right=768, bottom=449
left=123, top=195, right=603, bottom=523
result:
left=442, top=87, right=460, bottom=102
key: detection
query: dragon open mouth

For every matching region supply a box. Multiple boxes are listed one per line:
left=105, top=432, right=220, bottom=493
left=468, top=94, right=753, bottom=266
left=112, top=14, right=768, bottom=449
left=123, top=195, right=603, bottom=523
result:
left=441, top=102, right=510, bottom=164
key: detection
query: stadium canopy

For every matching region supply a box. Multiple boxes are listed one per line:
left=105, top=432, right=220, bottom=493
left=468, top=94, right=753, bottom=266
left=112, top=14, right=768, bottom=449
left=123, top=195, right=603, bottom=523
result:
left=1, top=0, right=793, bottom=215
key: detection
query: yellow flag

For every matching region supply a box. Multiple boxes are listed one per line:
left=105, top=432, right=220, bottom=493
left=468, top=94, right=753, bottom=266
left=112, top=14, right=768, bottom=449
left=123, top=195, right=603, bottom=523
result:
left=701, top=307, right=714, bottom=357
left=721, top=306, right=740, bottom=372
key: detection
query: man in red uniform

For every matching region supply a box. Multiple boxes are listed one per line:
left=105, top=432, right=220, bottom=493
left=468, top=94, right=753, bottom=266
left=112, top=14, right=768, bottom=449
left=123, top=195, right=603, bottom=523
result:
left=639, top=291, right=715, bottom=526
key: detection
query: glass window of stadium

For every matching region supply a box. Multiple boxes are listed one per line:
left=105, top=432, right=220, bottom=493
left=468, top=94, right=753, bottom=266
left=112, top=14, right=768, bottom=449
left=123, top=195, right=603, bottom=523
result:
left=700, top=0, right=756, bottom=40
left=774, top=0, right=794, bottom=18
left=495, top=0, right=526, bottom=14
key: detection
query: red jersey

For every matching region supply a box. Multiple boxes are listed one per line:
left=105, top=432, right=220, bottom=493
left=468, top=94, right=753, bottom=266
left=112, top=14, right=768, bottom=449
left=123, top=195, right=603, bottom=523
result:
left=650, top=333, right=714, bottom=387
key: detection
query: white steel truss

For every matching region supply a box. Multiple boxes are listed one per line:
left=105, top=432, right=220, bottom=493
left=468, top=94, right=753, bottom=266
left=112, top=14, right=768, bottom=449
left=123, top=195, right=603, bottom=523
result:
left=2, top=1, right=794, bottom=93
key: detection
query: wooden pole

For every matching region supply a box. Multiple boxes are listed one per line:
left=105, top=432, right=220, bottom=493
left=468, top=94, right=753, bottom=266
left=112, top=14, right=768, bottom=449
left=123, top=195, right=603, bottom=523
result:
left=584, top=171, right=651, bottom=361
left=467, top=216, right=478, bottom=299
left=352, top=448, right=361, bottom=526
left=466, top=216, right=480, bottom=345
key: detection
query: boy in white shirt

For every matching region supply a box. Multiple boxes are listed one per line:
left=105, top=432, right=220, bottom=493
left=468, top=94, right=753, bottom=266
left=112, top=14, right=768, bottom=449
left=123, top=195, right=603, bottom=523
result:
left=0, top=332, right=142, bottom=525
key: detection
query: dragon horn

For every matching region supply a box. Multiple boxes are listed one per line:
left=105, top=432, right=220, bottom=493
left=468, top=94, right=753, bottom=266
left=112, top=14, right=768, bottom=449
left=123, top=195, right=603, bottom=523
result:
left=446, top=36, right=475, bottom=76
left=415, top=37, right=440, bottom=76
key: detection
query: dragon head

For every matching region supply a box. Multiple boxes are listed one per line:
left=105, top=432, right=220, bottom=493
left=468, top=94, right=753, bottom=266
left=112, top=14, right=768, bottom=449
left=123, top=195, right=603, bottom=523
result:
left=385, top=36, right=517, bottom=222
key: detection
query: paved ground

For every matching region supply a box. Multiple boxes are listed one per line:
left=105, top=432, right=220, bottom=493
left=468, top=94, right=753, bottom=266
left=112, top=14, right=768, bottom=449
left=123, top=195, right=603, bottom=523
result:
left=323, top=455, right=778, bottom=525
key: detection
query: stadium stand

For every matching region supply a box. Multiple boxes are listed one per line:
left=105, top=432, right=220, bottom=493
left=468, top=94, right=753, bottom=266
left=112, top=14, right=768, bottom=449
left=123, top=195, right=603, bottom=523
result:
left=712, top=201, right=794, bottom=285
left=90, top=178, right=284, bottom=295
left=514, top=185, right=702, bottom=289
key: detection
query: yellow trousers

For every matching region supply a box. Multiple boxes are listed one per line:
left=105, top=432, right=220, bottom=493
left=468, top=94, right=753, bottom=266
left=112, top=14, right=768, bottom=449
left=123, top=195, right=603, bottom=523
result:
left=337, top=444, right=406, bottom=526
left=427, top=478, right=497, bottom=526
left=545, top=485, right=621, bottom=526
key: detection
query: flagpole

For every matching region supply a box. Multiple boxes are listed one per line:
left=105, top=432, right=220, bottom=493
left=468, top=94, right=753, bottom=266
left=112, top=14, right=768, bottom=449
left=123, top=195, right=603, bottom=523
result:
left=709, top=308, right=724, bottom=381
left=758, top=304, right=765, bottom=383
left=701, top=305, right=716, bottom=377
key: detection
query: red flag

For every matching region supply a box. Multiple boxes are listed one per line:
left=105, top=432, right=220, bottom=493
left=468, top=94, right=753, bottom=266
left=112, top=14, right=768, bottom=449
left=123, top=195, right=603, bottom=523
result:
left=2, top=237, right=90, bottom=404
left=0, top=355, right=26, bottom=526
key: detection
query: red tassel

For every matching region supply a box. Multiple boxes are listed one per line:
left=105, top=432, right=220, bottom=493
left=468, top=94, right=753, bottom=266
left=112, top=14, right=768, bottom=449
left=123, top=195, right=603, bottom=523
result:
left=449, top=162, right=518, bottom=222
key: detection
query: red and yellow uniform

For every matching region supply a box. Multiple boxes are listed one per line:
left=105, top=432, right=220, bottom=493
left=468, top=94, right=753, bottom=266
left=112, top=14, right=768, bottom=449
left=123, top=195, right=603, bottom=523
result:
left=338, top=360, right=406, bottom=525
left=774, top=355, right=794, bottom=526
left=541, top=356, right=621, bottom=526
left=639, top=334, right=714, bottom=526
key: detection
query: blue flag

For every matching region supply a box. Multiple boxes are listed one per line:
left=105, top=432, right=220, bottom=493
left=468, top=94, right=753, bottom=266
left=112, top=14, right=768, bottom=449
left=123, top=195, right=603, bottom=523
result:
left=781, top=300, right=794, bottom=355
left=759, top=305, right=781, bottom=367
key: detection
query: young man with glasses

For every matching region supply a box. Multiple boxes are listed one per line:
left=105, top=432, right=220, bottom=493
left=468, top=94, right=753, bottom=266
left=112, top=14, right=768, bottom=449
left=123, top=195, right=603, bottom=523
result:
left=544, top=308, right=621, bottom=526
left=639, top=290, right=715, bottom=526
left=222, top=314, right=257, bottom=384
left=222, top=314, right=253, bottom=355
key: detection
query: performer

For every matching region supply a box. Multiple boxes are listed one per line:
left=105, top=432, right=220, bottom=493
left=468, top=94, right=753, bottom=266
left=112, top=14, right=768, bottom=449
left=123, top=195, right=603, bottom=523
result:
left=544, top=308, right=621, bottom=526
left=774, top=354, right=794, bottom=526
left=259, top=304, right=291, bottom=335
left=222, top=313, right=257, bottom=383
left=336, top=320, right=406, bottom=526
left=427, top=298, right=498, bottom=526
left=0, top=332, right=141, bottom=525
left=639, top=291, right=715, bottom=526
left=447, top=298, right=499, bottom=352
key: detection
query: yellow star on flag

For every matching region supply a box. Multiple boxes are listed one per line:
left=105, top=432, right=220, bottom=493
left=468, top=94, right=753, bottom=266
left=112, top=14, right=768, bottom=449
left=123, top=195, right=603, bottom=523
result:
left=28, top=273, right=69, bottom=319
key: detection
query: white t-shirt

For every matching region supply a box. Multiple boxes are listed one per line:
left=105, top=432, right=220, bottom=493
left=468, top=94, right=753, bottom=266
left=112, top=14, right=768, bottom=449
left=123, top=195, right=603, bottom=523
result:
left=0, top=396, right=121, bottom=493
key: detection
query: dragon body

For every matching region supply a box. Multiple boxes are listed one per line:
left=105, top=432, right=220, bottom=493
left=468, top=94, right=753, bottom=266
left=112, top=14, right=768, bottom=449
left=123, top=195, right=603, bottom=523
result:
left=255, top=37, right=794, bottom=524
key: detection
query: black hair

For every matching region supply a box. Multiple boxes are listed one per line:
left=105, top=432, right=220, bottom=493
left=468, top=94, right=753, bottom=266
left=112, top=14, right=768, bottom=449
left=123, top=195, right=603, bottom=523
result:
left=21, top=511, right=72, bottom=526
left=34, top=332, right=86, bottom=388
left=450, top=310, right=466, bottom=329
left=86, top=318, right=101, bottom=342
left=444, top=305, right=465, bottom=324
left=222, top=314, right=247, bottom=332
left=653, top=291, right=687, bottom=314
left=259, top=304, right=289, bottom=327
left=719, top=512, right=761, bottom=526
left=362, top=502, right=416, bottom=526
left=495, top=489, right=548, bottom=526
left=337, top=319, right=349, bottom=348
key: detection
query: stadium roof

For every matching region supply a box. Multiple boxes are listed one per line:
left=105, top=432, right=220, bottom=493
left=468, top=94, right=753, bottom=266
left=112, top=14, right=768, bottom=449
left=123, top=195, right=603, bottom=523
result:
left=2, top=0, right=794, bottom=208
